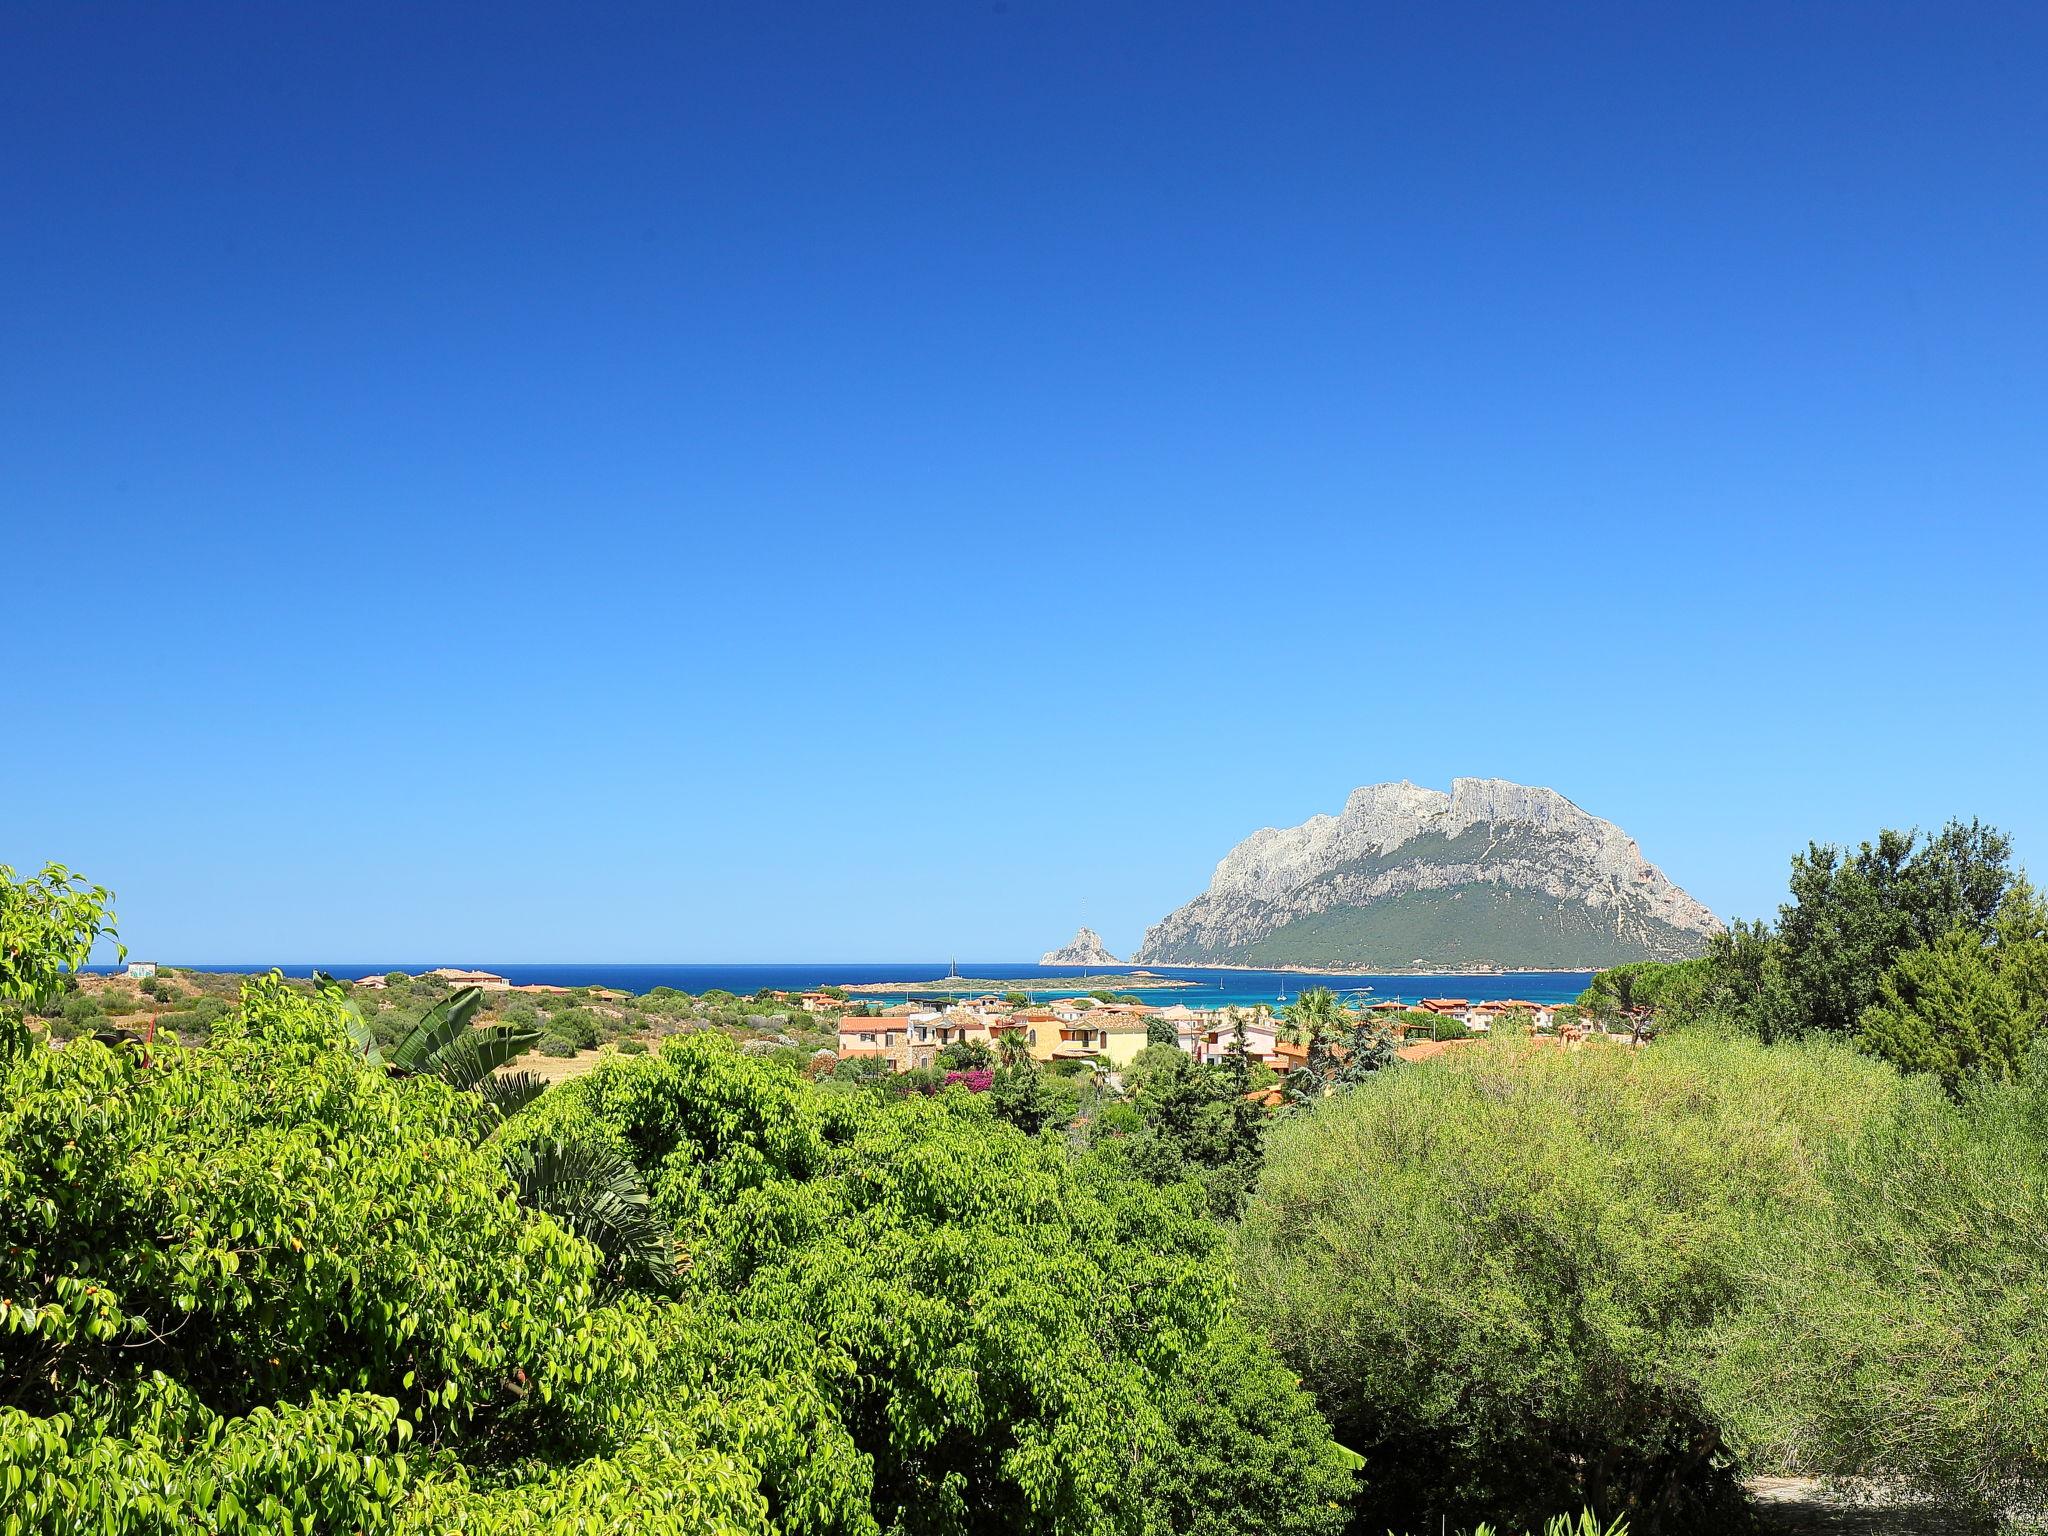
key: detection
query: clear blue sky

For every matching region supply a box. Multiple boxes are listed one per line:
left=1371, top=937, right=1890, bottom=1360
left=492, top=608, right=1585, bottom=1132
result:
left=5, top=2, right=2043, bottom=961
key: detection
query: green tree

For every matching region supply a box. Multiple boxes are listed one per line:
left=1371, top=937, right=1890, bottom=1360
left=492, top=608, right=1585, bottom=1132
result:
left=1334, top=1011, right=1395, bottom=1085
left=1136, top=1318, right=1355, bottom=1536
left=988, top=1057, right=1078, bottom=1135
left=1857, top=883, right=2048, bottom=1093
left=1280, top=986, right=1343, bottom=1047
left=934, top=1038, right=994, bottom=1071
left=1, top=863, right=119, bottom=1055
left=1112, top=1046, right=1263, bottom=1219
left=1763, top=819, right=2016, bottom=1038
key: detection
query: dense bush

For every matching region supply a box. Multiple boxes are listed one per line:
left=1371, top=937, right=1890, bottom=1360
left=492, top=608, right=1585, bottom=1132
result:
left=1702, top=1051, right=2048, bottom=1521
left=1097, top=1045, right=1264, bottom=1219
left=546, top=1007, right=603, bottom=1050
left=1237, top=1033, right=1900, bottom=1534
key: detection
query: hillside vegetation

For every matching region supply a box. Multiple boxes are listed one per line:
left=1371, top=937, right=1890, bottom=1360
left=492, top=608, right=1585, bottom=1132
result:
left=4, top=814, right=2046, bottom=1534
left=1239, top=884, right=1708, bottom=970
left=1236, top=817, right=2048, bottom=1534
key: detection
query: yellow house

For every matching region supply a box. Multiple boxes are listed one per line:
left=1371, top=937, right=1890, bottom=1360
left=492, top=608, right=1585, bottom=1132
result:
left=1024, top=1014, right=1154, bottom=1068
left=1096, top=1021, right=1154, bottom=1069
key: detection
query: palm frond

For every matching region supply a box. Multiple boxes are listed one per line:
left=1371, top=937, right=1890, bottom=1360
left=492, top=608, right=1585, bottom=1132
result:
left=390, top=986, right=484, bottom=1074
left=343, top=1011, right=382, bottom=1066
left=476, top=1068, right=547, bottom=1118
left=431, top=1023, right=543, bottom=1092
left=500, top=1137, right=676, bottom=1289
left=316, top=970, right=384, bottom=1066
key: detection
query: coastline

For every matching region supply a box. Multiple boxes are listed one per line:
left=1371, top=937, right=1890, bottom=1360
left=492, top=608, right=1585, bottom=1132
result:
left=840, top=970, right=1200, bottom=995
left=1130, top=960, right=1608, bottom=978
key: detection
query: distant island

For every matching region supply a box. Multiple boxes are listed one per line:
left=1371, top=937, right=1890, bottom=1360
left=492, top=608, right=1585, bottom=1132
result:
left=1134, top=777, right=1722, bottom=970
left=1041, top=926, right=1120, bottom=965
left=838, top=970, right=1197, bottom=995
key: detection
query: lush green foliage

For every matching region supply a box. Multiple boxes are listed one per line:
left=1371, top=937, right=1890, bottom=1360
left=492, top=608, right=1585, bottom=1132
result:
left=1098, top=1045, right=1264, bottom=1219
left=1135, top=1318, right=1355, bottom=1536
left=1238, top=1032, right=1900, bottom=1533
left=0, top=864, right=119, bottom=1056
left=0, top=945, right=1350, bottom=1533
left=1702, top=1053, right=2048, bottom=1521
left=1856, top=882, right=2048, bottom=1093
left=1676, top=819, right=2022, bottom=1044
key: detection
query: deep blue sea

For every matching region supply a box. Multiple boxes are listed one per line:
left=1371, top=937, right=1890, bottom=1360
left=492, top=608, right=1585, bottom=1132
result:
left=96, top=962, right=1594, bottom=1010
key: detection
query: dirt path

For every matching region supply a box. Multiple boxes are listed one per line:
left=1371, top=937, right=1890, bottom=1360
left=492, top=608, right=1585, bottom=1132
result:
left=1748, top=1478, right=1987, bottom=1535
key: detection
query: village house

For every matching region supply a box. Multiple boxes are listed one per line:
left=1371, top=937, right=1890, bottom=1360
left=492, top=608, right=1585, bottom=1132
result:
left=429, top=967, right=511, bottom=991
left=835, top=1015, right=942, bottom=1073
left=124, top=960, right=157, bottom=979
left=906, top=1010, right=977, bottom=1052
left=1194, top=1017, right=1282, bottom=1068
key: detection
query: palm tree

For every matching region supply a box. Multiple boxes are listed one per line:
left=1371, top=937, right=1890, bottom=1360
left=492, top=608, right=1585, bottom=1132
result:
left=1280, top=986, right=1343, bottom=1041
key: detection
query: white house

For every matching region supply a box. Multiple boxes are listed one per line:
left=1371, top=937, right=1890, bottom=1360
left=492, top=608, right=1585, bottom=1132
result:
left=1197, top=1020, right=1279, bottom=1066
left=124, top=961, right=157, bottom=980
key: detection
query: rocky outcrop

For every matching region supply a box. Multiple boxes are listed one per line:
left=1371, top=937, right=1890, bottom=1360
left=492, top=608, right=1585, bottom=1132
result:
left=1133, top=779, right=1722, bottom=969
left=1041, top=927, right=1121, bottom=966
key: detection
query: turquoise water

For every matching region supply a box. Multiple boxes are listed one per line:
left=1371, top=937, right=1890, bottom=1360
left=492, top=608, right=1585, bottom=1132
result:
left=122, top=962, right=1595, bottom=1010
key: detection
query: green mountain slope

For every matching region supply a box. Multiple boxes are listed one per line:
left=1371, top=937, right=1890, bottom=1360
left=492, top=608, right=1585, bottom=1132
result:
left=1133, top=779, right=1722, bottom=969
left=1231, top=886, right=1711, bottom=970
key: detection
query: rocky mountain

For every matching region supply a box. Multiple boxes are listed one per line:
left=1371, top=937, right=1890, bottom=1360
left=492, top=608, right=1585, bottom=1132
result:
left=1041, top=927, right=1121, bottom=966
left=1133, top=779, right=1722, bottom=970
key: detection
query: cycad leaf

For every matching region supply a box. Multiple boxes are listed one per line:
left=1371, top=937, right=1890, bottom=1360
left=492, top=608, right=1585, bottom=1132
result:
left=391, top=986, right=484, bottom=1074
left=500, top=1137, right=675, bottom=1290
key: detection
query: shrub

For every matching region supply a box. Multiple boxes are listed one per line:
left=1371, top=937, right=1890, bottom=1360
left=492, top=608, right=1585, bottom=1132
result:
left=500, top=997, right=543, bottom=1029
left=548, top=1007, right=602, bottom=1051
left=1237, top=1032, right=1899, bottom=1533
left=1703, top=1052, right=2048, bottom=1521
left=934, top=1039, right=993, bottom=1071
left=156, top=995, right=233, bottom=1042
left=60, top=993, right=105, bottom=1028
left=616, top=1038, right=649, bottom=1055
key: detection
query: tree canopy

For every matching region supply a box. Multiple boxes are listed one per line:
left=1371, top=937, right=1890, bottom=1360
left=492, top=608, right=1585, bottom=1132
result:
left=0, top=927, right=1353, bottom=1534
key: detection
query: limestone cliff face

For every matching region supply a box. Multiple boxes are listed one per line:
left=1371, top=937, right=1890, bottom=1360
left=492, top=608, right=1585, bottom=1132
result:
left=1133, top=779, right=1722, bottom=969
left=1041, top=927, right=1121, bottom=966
